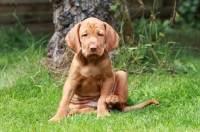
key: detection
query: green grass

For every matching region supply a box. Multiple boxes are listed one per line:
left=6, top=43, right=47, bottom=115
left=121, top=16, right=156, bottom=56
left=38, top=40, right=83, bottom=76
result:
left=0, top=27, right=200, bottom=132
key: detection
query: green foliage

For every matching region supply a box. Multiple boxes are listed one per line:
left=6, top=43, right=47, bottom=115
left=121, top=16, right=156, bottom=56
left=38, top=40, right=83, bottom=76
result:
left=113, top=17, right=177, bottom=73
left=0, top=26, right=50, bottom=69
left=110, top=0, right=119, bottom=12
left=1, top=12, right=49, bottom=53
left=113, top=0, right=200, bottom=74
left=113, top=16, right=199, bottom=75
left=177, top=0, right=200, bottom=29
left=0, top=26, right=49, bottom=52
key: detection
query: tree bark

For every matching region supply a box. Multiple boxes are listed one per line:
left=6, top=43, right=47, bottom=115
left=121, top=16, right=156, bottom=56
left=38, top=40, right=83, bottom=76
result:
left=44, top=0, right=133, bottom=77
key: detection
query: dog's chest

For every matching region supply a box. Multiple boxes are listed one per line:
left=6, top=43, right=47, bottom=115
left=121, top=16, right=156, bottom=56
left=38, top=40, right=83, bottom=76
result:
left=80, top=65, right=101, bottom=77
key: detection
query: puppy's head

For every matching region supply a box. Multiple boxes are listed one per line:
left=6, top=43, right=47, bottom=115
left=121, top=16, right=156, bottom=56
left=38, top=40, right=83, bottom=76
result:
left=66, top=17, right=119, bottom=59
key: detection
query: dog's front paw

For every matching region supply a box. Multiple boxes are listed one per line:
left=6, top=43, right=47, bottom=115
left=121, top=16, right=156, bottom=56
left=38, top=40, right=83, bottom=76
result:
left=97, top=110, right=110, bottom=119
left=48, top=113, right=67, bottom=122
left=48, top=116, right=63, bottom=122
left=106, top=94, right=120, bottom=105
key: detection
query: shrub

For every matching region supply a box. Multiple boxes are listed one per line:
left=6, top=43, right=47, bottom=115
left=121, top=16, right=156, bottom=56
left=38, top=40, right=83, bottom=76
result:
left=176, top=0, right=200, bottom=29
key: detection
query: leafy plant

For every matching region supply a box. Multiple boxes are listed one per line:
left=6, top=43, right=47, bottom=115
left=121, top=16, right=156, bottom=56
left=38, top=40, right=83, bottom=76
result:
left=112, top=0, right=199, bottom=74
left=113, top=16, right=177, bottom=73
left=176, top=0, right=200, bottom=29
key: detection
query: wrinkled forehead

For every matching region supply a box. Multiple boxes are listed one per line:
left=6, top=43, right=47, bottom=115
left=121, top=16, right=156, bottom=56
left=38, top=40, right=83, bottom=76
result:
left=79, top=19, right=105, bottom=34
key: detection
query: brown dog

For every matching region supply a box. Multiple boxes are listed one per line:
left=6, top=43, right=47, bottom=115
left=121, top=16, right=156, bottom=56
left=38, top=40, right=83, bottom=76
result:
left=49, top=17, right=159, bottom=122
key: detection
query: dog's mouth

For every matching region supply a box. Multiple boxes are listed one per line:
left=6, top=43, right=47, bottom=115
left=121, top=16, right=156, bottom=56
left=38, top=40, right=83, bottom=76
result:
left=82, top=52, right=99, bottom=59
left=87, top=53, right=100, bottom=58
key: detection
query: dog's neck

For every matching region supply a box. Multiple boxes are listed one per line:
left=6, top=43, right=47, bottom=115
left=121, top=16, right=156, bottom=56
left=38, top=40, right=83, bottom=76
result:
left=85, top=57, right=100, bottom=65
left=77, top=51, right=111, bottom=78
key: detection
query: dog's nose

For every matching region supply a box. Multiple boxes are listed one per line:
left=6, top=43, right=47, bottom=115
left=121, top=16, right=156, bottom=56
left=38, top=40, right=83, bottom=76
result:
left=90, top=44, right=97, bottom=51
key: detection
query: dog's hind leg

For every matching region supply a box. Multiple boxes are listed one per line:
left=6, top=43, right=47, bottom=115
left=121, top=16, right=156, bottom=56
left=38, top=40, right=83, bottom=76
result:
left=106, top=71, right=159, bottom=111
left=106, top=71, right=128, bottom=110
left=122, top=99, right=159, bottom=112
left=67, top=107, right=97, bottom=116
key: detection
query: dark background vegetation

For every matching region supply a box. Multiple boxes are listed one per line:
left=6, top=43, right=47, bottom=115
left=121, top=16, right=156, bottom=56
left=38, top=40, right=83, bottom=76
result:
left=0, top=0, right=199, bottom=73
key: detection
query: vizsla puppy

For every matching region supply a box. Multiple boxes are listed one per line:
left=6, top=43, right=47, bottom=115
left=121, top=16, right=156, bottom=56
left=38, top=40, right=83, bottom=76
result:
left=49, top=17, right=159, bottom=122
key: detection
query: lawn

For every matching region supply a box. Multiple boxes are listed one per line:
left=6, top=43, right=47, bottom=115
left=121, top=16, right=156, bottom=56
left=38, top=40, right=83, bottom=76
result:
left=0, top=27, right=200, bottom=132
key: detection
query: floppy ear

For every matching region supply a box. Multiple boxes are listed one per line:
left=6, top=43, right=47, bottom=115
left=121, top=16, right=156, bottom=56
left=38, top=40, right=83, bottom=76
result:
left=104, top=22, right=120, bottom=52
left=65, top=23, right=81, bottom=53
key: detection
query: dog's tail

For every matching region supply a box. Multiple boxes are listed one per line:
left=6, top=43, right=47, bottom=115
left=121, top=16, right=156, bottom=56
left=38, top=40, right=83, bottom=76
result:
left=122, top=99, right=159, bottom=112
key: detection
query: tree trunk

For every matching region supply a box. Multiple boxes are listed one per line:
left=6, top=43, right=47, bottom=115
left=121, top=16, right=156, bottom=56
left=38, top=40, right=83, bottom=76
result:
left=44, top=0, right=133, bottom=77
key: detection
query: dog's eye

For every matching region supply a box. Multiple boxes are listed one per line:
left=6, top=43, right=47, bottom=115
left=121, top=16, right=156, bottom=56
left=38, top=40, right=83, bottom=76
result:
left=82, top=33, right=87, bottom=37
left=98, top=33, right=103, bottom=36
